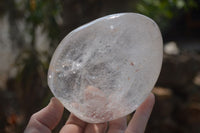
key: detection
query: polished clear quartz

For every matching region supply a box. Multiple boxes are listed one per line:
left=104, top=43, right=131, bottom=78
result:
left=48, top=13, right=163, bottom=123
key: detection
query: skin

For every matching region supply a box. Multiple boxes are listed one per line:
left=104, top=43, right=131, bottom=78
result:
left=24, top=93, right=155, bottom=133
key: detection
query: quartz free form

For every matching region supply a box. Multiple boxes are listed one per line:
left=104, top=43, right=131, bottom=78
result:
left=48, top=13, right=163, bottom=123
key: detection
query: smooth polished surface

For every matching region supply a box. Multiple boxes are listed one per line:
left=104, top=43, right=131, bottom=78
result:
left=48, top=13, right=163, bottom=123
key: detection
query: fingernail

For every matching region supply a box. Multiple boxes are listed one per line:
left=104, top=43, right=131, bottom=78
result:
left=50, top=97, right=64, bottom=108
left=49, top=97, right=57, bottom=105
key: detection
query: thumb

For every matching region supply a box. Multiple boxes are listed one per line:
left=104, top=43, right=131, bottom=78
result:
left=24, top=97, right=64, bottom=133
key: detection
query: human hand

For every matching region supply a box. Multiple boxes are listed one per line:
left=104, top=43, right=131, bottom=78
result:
left=24, top=93, right=155, bottom=133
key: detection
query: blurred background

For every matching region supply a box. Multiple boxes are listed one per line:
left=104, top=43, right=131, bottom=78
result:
left=0, top=0, right=200, bottom=132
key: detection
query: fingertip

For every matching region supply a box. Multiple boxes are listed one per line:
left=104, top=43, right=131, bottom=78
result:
left=50, top=97, right=56, bottom=103
left=60, top=113, right=87, bottom=133
left=149, top=92, right=154, bottom=98
left=136, top=92, right=155, bottom=115
left=148, top=92, right=155, bottom=106
left=125, top=92, right=155, bottom=133
left=85, top=122, right=108, bottom=133
left=66, top=113, right=87, bottom=129
left=109, top=116, right=127, bottom=130
left=25, top=97, right=64, bottom=132
left=50, top=97, right=64, bottom=108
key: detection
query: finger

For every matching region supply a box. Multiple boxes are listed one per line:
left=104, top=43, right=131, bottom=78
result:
left=24, top=97, right=64, bottom=133
left=107, top=116, right=127, bottom=133
left=85, top=123, right=107, bottom=133
left=60, top=113, right=87, bottom=133
left=126, top=93, right=155, bottom=133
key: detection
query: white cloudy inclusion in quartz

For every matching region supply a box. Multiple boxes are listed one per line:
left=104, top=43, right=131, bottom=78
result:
left=48, top=13, right=163, bottom=123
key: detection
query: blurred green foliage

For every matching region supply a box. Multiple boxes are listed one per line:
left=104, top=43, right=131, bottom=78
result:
left=0, top=0, right=199, bottom=132
left=24, top=0, right=62, bottom=47
left=135, top=0, right=198, bottom=30
left=15, top=0, right=62, bottom=114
